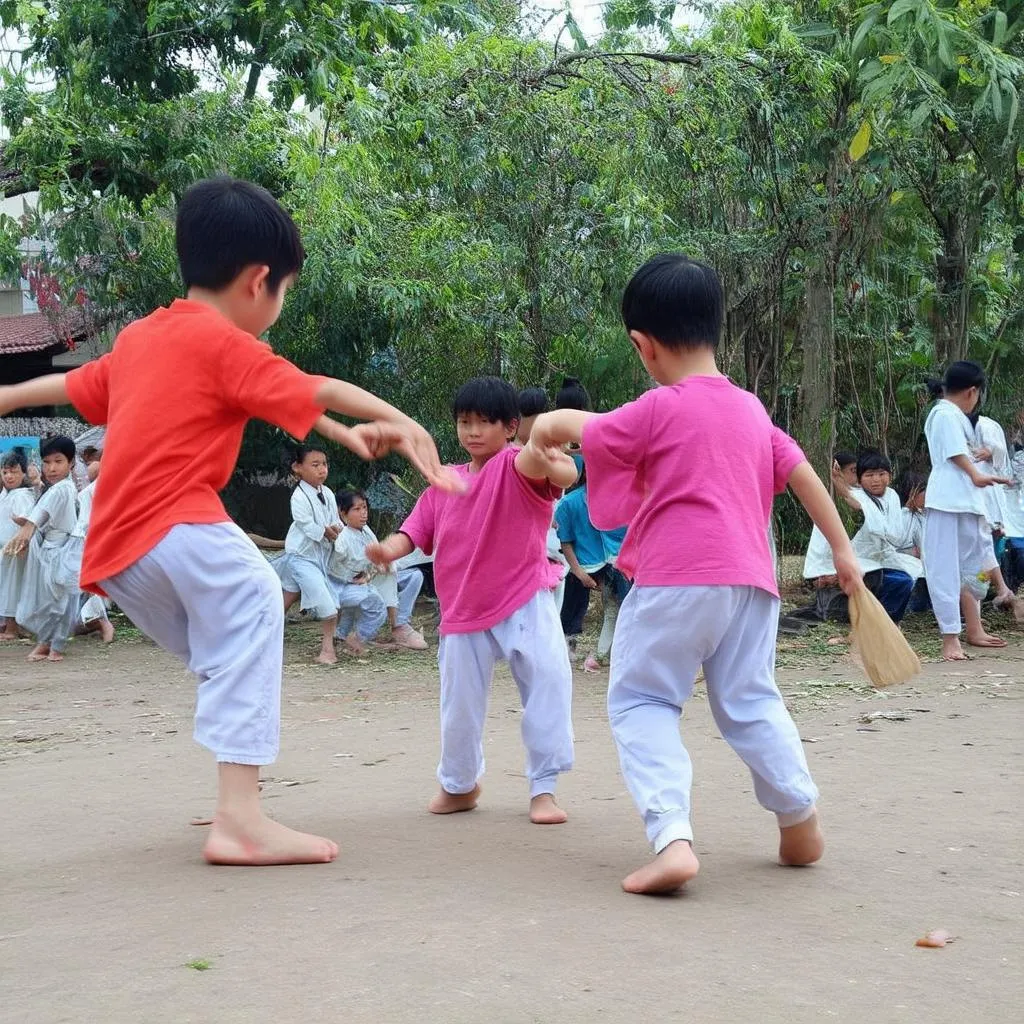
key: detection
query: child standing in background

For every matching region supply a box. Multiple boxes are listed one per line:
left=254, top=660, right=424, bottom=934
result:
left=276, top=445, right=344, bottom=664
left=528, top=253, right=858, bottom=894
left=923, top=365, right=1009, bottom=661
left=368, top=377, right=578, bottom=825
left=6, top=436, right=79, bottom=662
left=0, top=448, right=36, bottom=640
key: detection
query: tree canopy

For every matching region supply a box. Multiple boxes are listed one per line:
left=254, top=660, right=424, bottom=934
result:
left=1, top=0, right=1022, bottom=545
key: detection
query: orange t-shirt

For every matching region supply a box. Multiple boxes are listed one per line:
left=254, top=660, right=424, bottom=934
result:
left=65, top=299, right=327, bottom=593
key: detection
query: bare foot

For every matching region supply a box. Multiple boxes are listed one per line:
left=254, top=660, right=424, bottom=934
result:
left=315, top=647, right=338, bottom=665
left=46, top=650, right=65, bottom=663
left=941, top=636, right=969, bottom=662
left=622, top=840, right=700, bottom=895
left=966, top=631, right=1007, bottom=649
left=343, top=636, right=368, bottom=656
left=203, top=812, right=339, bottom=866
left=779, top=813, right=825, bottom=866
left=428, top=785, right=480, bottom=815
left=529, top=793, right=568, bottom=824
left=99, top=619, right=115, bottom=644
left=27, top=644, right=50, bottom=662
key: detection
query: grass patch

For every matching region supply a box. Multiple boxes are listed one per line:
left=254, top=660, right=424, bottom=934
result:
left=185, top=959, right=213, bottom=971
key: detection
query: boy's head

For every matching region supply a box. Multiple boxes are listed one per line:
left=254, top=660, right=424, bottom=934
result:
left=516, top=387, right=549, bottom=445
left=554, top=377, right=591, bottom=412
left=176, top=176, right=305, bottom=338
left=452, top=377, right=519, bottom=463
left=338, top=489, right=369, bottom=529
left=856, top=449, right=892, bottom=498
left=290, top=444, right=328, bottom=488
left=621, top=254, right=723, bottom=377
left=1, top=448, right=27, bottom=490
left=40, top=436, right=75, bottom=485
left=928, top=360, right=986, bottom=414
left=834, top=450, right=858, bottom=487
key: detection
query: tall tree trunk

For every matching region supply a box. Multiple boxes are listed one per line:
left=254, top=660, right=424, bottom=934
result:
left=935, top=211, right=969, bottom=367
left=796, top=260, right=836, bottom=484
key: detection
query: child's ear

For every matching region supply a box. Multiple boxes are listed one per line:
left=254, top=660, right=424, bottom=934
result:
left=629, top=329, right=657, bottom=364
left=242, top=264, right=271, bottom=298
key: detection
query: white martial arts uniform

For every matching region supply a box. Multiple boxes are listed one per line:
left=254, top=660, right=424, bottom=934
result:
left=437, top=589, right=573, bottom=798
left=973, top=415, right=1011, bottom=529
left=101, top=523, right=283, bottom=764
left=608, top=585, right=818, bottom=852
left=923, top=400, right=995, bottom=635
left=53, top=480, right=108, bottom=626
left=0, top=485, right=37, bottom=618
left=275, top=481, right=341, bottom=619
left=802, top=525, right=837, bottom=579
left=16, top=476, right=79, bottom=652
left=850, top=487, right=923, bottom=579
left=329, top=524, right=388, bottom=642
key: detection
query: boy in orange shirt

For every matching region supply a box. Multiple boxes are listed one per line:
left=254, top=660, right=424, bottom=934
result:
left=0, top=177, right=457, bottom=866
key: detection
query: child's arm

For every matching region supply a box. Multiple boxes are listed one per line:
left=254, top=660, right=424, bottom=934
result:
left=788, top=463, right=861, bottom=595
left=313, top=382, right=461, bottom=493
left=951, top=453, right=1011, bottom=488
left=514, top=444, right=579, bottom=490
left=0, top=375, right=72, bottom=415
left=366, top=532, right=415, bottom=569
left=527, top=410, right=596, bottom=456
left=561, top=541, right=598, bottom=590
left=3, top=520, right=36, bottom=557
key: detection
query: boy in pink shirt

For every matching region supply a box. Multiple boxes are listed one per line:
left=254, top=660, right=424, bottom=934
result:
left=528, top=254, right=859, bottom=894
left=368, top=377, right=578, bottom=824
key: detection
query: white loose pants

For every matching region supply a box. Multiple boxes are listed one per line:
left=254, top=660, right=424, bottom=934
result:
left=436, top=590, right=574, bottom=798
left=371, top=566, right=423, bottom=626
left=923, top=509, right=994, bottom=635
left=609, top=585, right=818, bottom=853
left=101, top=523, right=283, bottom=765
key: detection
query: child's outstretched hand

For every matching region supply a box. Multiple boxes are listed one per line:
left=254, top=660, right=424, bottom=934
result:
left=971, top=471, right=1013, bottom=488
left=365, top=534, right=412, bottom=569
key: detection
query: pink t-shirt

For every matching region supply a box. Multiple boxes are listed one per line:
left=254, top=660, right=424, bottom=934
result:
left=400, top=446, right=563, bottom=634
left=581, top=375, right=805, bottom=596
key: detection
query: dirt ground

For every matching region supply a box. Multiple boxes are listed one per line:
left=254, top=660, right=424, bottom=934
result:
left=2, top=590, right=1022, bottom=1024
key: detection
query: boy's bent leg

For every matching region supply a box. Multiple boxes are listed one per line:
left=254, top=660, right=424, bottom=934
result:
left=877, top=569, right=914, bottom=624
left=395, top=568, right=423, bottom=627
left=355, top=590, right=388, bottom=643
left=104, top=524, right=337, bottom=866
left=701, top=588, right=821, bottom=864
left=502, top=591, right=573, bottom=813
left=608, top=589, right=717, bottom=849
left=433, top=628, right=496, bottom=811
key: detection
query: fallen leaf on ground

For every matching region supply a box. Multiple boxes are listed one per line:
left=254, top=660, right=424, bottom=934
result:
left=190, top=817, right=214, bottom=826
left=916, top=930, right=953, bottom=948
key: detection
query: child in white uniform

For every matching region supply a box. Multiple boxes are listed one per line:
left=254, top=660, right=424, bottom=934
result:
left=6, top=436, right=79, bottom=662
left=55, top=459, right=115, bottom=644
left=970, top=412, right=1017, bottom=609
left=0, top=448, right=37, bottom=640
left=328, top=489, right=392, bottom=653
left=923, top=364, right=1009, bottom=661
left=528, top=253, right=858, bottom=894
left=275, top=445, right=344, bottom=664
left=369, top=376, right=578, bottom=825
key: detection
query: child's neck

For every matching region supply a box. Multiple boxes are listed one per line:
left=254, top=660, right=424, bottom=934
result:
left=467, top=448, right=502, bottom=473
left=654, top=347, right=722, bottom=386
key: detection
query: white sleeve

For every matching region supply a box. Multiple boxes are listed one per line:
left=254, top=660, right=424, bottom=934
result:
left=291, top=488, right=325, bottom=543
left=931, top=408, right=969, bottom=463
left=26, top=488, right=55, bottom=528
left=984, top=420, right=1010, bottom=475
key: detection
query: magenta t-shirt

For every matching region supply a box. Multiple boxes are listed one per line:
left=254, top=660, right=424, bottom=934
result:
left=400, top=446, right=563, bottom=634
left=581, top=375, right=805, bottom=597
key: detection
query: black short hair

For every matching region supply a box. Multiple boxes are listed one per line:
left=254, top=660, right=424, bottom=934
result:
left=555, top=377, right=591, bottom=411
left=40, top=435, right=75, bottom=462
left=856, top=449, right=892, bottom=479
left=834, top=450, right=857, bottom=470
left=927, top=360, right=986, bottom=399
left=1, top=447, right=28, bottom=474
left=338, top=489, right=368, bottom=515
left=895, top=470, right=928, bottom=507
left=621, top=253, right=724, bottom=350
left=289, top=443, right=325, bottom=467
left=517, top=387, right=549, bottom=418
left=176, top=176, right=305, bottom=293
left=452, top=377, right=519, bottom=426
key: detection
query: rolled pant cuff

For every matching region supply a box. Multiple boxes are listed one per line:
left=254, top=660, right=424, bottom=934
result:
left=652, top=819, right=694, bottom=853
left=776, top=804, right=817, bottom=828
left=215, top=751, right=277, bottom=766
left=529, top=775, right=559, bottom=799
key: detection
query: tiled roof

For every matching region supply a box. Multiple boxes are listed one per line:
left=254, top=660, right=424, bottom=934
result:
left=0, top=310, right=95, bottom=356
